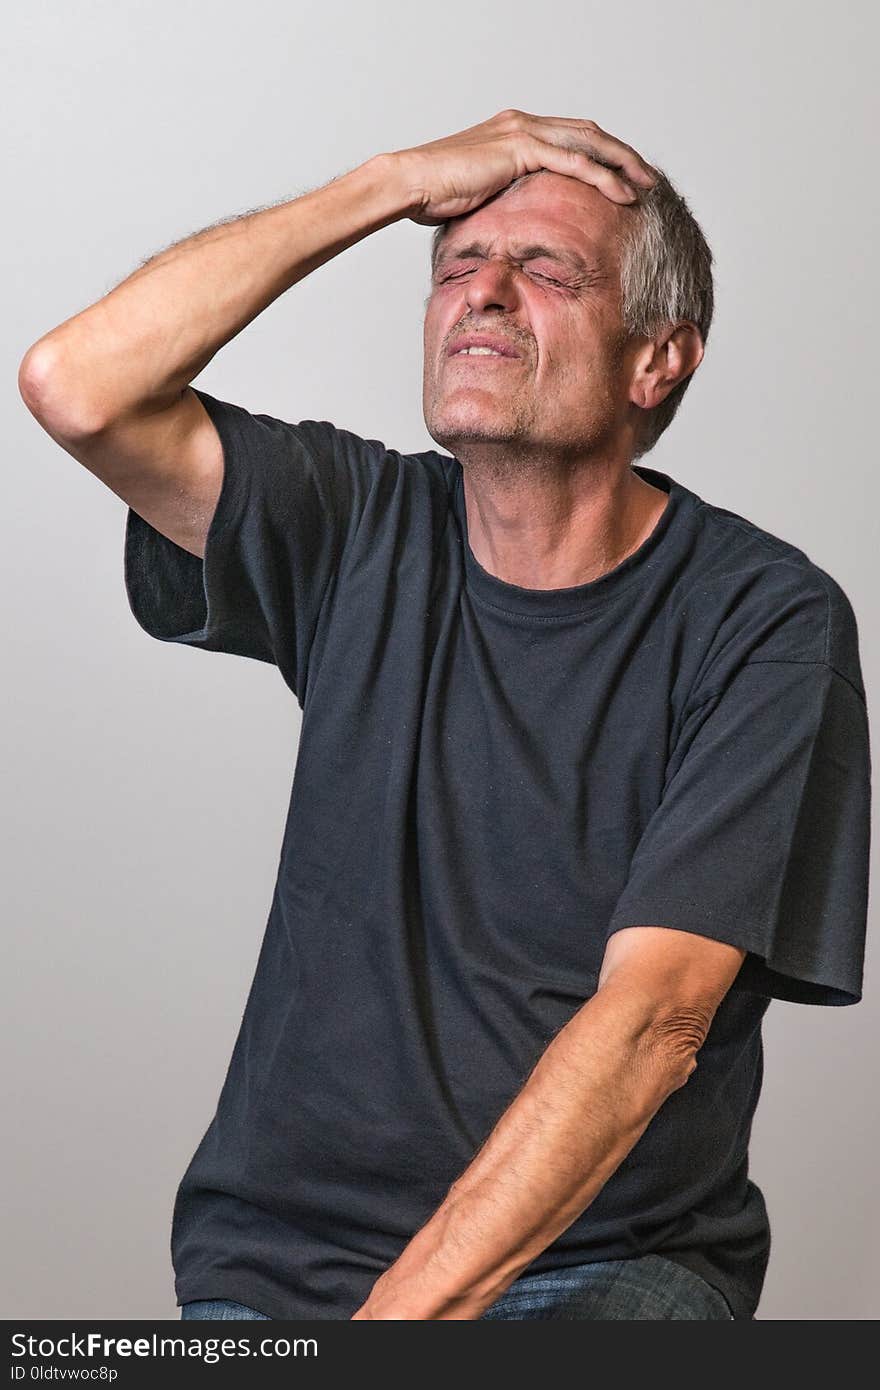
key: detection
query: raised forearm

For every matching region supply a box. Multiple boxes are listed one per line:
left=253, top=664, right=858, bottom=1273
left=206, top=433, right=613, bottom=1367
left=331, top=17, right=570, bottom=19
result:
left=20, top=153, right=414, bottom=431
left=355, top=979, right=696, bottom=1319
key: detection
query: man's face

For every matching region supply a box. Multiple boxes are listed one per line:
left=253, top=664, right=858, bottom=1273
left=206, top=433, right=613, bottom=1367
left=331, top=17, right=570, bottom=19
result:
left=423, top=170, right=638, bottom=472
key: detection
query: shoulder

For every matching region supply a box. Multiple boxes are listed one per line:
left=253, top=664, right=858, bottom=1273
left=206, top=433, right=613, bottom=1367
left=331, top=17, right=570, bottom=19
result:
left=677, top=487, right=864, bottom=700
left=196, top=388, right=451, bottom=489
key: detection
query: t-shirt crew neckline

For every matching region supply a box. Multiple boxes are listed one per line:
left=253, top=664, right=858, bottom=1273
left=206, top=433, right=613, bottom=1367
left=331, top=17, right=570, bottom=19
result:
left=452, top=462, right=692, bottom=619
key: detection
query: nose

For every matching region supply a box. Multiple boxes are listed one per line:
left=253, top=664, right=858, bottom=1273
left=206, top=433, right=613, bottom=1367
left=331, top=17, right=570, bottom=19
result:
left=464, top=259, right=521, bottom=314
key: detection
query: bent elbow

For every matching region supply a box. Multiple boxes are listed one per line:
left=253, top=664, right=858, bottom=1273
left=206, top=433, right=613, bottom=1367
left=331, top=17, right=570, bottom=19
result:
left=19, top=337, right=106, bottom=439
left=646, top=1007, right=712, bottom=1089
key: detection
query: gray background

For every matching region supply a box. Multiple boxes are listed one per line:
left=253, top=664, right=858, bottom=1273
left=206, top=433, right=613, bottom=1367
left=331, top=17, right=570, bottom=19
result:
left=4, top=0, right=877, bottom=1320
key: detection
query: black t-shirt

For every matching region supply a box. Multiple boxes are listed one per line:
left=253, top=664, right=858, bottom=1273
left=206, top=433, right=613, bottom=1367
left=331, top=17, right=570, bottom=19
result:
left=123, top=387, right=872, bottom=1322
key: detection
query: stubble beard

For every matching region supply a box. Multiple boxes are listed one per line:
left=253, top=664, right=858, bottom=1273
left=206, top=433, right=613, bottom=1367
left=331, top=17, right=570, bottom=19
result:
left=426, top=376, right=623, bottom=490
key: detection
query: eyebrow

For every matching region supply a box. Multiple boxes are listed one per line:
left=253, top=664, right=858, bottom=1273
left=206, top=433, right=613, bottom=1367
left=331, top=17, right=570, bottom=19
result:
left=432, top=239, right=595, bottom=278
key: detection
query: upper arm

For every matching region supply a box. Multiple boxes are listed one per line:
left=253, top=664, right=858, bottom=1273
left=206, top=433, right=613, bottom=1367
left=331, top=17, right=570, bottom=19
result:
left=117, top=386, right=441, bottom=705
left=25, top=357, right=447, bottom=704
left=598, top=925, right=747, bottom=1043
left=23, top=364, right=222, bottom=560
left=602, top=660, right=870, bottom=1008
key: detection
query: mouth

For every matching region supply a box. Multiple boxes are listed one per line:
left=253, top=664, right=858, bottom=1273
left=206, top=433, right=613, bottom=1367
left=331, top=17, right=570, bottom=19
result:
left=447, top=335, right=523, bottom=360
left=447, top=352, right=522, bottom=364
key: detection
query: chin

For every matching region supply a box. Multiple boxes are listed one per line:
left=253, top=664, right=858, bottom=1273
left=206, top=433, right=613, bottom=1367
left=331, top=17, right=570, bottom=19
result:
left=426, top=398, right=522, bottom=448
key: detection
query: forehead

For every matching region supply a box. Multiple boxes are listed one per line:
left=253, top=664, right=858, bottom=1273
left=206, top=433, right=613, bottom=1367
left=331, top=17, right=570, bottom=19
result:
left=434, top=171, right=623, bottom=273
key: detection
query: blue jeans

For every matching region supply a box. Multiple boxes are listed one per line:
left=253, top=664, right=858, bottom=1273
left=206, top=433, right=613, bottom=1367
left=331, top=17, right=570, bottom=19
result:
left=180, top=1253, right=735, bottom=1320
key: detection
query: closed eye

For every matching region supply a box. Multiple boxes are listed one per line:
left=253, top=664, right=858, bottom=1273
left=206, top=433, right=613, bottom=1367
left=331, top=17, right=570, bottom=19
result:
left=439, top=267, right=566, bottom=287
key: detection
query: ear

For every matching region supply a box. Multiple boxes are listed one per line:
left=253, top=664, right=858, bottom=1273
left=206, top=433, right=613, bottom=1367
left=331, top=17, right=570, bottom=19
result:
left=628, top=323, right=704, bottom=411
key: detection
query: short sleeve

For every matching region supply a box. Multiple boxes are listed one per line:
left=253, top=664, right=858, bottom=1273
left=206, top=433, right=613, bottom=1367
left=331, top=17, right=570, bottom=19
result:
left=124, top=387, right=399, bottom=704
left=605, top=660, right=872, bottom=1006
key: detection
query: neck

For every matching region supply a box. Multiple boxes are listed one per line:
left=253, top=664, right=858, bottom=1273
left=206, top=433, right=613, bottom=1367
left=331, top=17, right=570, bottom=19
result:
left=460, top=461, right=669, bottom=591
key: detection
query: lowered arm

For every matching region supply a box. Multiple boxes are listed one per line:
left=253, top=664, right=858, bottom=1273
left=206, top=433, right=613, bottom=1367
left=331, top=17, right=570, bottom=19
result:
left=352, top=924, right=747, bottom=1320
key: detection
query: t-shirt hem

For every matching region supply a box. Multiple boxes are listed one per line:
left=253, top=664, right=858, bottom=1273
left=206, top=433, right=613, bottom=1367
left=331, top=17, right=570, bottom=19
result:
left=604, top=905, right=862, bottom=1007
left=176, top=1275, right=322, bottom=1322
left=123, top=388, right=251, bottom=648
left=655, top=1249, right=757, bottom=1321
left=175, top=1254, right=755, bottom=1322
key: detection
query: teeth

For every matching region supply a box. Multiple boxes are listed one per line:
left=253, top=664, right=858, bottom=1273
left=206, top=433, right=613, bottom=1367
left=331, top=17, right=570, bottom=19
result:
left=457, top=346, right=503, bottom=355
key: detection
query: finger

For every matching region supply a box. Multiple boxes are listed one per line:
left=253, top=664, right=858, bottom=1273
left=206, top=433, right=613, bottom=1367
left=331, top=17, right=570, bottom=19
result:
left=523, top=135, right=641, bottom=203
left=529, top=115, right=658, bottom=187
left=554, top=119, right=658, bottom=186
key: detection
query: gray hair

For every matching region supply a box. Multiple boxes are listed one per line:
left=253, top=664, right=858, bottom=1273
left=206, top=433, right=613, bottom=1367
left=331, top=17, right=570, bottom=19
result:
left=429, top=160, right=714, bottom=461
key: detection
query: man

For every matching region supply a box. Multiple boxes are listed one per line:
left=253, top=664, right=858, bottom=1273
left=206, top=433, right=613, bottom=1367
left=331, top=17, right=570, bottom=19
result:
left=19, top=110, right=871, bottom=1321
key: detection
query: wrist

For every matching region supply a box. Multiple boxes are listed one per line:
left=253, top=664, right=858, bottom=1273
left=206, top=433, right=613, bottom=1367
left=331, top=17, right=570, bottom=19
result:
left=368, top=150, right=426, bottom=222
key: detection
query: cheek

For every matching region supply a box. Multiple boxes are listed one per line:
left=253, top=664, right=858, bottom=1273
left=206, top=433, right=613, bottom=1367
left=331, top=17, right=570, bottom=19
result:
left=534, top=307, right=588, bottom=371
left=541, top=315, right=614, bottom=381
left=424, top=297, right=456, bottom=361
left=539, top=337, right=595, bottom=390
